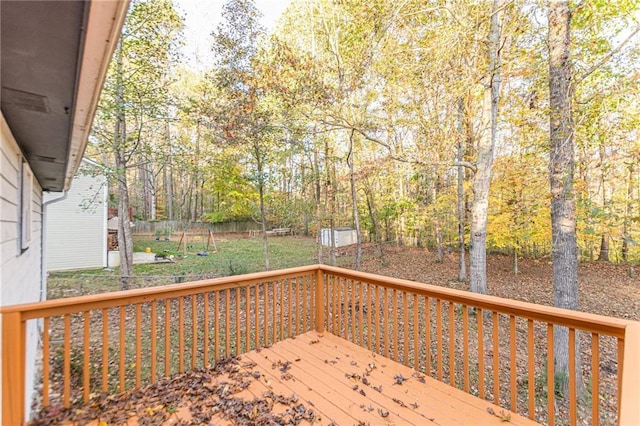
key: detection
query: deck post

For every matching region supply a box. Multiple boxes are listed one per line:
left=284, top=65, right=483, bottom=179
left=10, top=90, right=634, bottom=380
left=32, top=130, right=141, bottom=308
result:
left=619, top=322, right=640, bottom=425
left=2, top=311, right=26, bottom=425
left=315, top=267, right=325, bottom=333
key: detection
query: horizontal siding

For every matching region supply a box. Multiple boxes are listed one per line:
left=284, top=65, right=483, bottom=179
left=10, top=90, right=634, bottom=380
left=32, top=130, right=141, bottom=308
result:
left=1, top=174, right=18, bottom=206
left=45, top=170, right=106, bottom=271
left=0, top=199, right=19, bottom=222
left=1, top=112, right=44, bottom=422
left=1, top=117, right=43, bottom=303
left=1, top=147, right=19, bottom=183
left=0, top=218, right=18, bottom=246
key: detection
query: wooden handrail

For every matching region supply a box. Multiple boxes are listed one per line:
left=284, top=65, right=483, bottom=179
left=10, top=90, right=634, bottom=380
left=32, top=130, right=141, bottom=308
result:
left=319, top=265, right=632, bottom=337
left=2, top=264, right=631, bottom=336
left=0, top=265, right=319, bottom=320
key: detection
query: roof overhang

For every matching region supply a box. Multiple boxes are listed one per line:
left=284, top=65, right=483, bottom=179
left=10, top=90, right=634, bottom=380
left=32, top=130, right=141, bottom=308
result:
left=1, top=0, right=129, bottom=191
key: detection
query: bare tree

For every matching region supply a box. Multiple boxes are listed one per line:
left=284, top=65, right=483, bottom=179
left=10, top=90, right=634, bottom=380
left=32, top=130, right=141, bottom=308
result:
left=469, top=0, right=504, bottom=294
left=548, top=0, right=583, bottom=397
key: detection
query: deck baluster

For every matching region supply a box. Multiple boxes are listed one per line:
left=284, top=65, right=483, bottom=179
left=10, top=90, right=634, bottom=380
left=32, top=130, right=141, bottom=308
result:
left=569, top=328, right=577, bottom=426
left=413, top=294, right=419, bottom=370
left=478, top=308, right=485, bottom=400
left=463, top=305, right=469, bottom=392
left=179, top=297, right=184, bottom=372
left=527, top=319, right=535, bottom=420
left=119, top=307, right=125, bottom=392
left=436, top=299, right=443, bottom=381
left=510, top=315, right=517, bottom=412
left=102, top=309, right=108, bottom=391
left=449, top=302, right=455, bottom=386
left=236, top=288, right=241, bottom=354
left=43, top=316, right=50, bottom=405
left=64, top=314, right=72, bottom=407
left=192, top=295, right=197, bottom=368
left=135, top=304, right=141, bottom=387
left=165, top=299, right=171, bottom=374
left=203, top=293, right=209, bottom=367
left=393, top=289, right=398, bottom=361
left=83, top=311, right=90, bottom=402
left=547, top=323, right=555, bottom=426
left=151, top=301, right=157, bottom=381
left=492, top=311, right=500, bottom=404
left=591, top=332, right=600, bottom=423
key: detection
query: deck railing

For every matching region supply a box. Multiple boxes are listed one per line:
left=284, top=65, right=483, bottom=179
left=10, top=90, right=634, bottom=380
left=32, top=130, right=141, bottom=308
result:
left=2, top=265, right=639, bottom=425
left=319, top=265, right=640, bottom=426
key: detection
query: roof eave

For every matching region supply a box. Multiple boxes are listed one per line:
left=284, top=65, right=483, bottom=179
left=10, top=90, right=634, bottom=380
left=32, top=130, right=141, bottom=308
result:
left=64, top=0, right=129, bottom=191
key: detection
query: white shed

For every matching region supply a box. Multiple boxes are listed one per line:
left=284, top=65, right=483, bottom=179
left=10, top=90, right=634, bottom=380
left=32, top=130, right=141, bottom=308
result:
left=44, top=159, right=107, bottom=271
left=321, top=227, right=358, bottom=248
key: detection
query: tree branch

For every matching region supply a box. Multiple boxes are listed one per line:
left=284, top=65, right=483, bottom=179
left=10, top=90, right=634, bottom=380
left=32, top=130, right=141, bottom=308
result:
left=575, top=25, right=640, bottom=85
left=454, top=159, right=477, bottom=173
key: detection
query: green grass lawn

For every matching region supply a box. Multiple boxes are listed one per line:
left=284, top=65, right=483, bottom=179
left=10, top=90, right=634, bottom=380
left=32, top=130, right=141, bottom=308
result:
left=48, top=234, right=319, bottom=296
left=132, top=234, right=317, bottom=276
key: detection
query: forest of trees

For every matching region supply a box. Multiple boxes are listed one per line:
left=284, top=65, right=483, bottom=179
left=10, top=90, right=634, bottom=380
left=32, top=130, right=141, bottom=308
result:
left=84, top=0, right=639, bottom=400
left=88, top=0, right=640, bottom=275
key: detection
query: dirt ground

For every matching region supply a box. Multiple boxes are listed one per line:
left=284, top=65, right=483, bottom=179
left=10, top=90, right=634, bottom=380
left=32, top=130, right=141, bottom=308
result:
left=356, top=244, right=640, bottom=322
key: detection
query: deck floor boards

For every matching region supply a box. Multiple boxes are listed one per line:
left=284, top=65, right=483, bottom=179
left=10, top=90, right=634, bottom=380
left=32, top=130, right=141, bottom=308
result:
left=74, top=331, right=539, bottom=425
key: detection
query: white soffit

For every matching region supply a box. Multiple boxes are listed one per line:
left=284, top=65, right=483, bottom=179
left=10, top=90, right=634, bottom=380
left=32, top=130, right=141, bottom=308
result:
left=64, top=0, right=129, bottom=191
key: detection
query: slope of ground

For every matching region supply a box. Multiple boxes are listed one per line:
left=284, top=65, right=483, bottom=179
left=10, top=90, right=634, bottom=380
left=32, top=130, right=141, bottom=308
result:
left=357, top=244, right=640, bottom=321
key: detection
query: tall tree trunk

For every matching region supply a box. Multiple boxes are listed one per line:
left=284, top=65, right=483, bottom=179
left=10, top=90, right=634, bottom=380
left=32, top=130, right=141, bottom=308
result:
left=597, top=234, right=610, bottom=262
left=622, top=164, right=633, bottom=263
left=347, top=131, right=362, bottom=269
left=397, top=164, right=405, bottom=247
left=326, top=143, right=337, bottom=266
left=433, top=176, right=444, bottom=263
left=192, top=120, right=201, bottom=222
left=167, top=154, right=174, bottom=222
left=314, top=145, right=323, bottom=263
left=139, top=165, right=149, bottom=219
left=114, top=39, right=133, bottom=290
left=149, top=169, right=157, bottom=221
left=256, top=153, right=270, bottom=270
left=116, top=151, right=134, bottom=290
left=457, top=98, right=467, bottom=282
left=549, top=0, right=583, bottom=398
left=435, top=216, right=444, bottom=263
left=470, top=0, right=503, bottom=295
left=364, top=181, right=386, bottom=265
left=597, top=144, right=610, bottom=262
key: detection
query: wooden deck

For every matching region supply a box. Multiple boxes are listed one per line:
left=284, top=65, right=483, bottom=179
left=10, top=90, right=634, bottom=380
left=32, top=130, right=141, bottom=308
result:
left=89, top=331, right=538, bottom=426
left=13, top=265, right=638, bottom=425
left=246, top=332, right=539, bottom=425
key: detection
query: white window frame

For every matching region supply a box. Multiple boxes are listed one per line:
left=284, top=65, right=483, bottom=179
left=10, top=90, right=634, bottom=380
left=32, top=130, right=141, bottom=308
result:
left=20, top=160, right=32, bottom=251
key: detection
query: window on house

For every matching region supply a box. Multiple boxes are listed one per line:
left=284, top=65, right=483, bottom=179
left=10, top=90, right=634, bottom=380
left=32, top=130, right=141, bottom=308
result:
left=20, top=160, right=32, bottom=251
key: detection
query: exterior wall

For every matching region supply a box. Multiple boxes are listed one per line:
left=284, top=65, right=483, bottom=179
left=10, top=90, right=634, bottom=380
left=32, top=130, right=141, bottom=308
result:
left=1, top=114, right=44, bottom=420
left=45, top=166, right=107, bottom=271
left=321, top=228, right=358, bottom=248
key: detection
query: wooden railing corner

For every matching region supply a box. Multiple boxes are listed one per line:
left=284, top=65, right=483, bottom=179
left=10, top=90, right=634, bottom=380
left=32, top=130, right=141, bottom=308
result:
left=619, top=322, right=640, bottom=426
left=315, top=266, right=324, bottom=333
left=2, top=311, right=26, bottom=426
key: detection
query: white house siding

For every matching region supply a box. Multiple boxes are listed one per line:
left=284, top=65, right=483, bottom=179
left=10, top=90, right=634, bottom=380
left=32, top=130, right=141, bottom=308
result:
left=45, top=165, right=107, bottom=271
left=1, top=114, right=43, bottom=420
